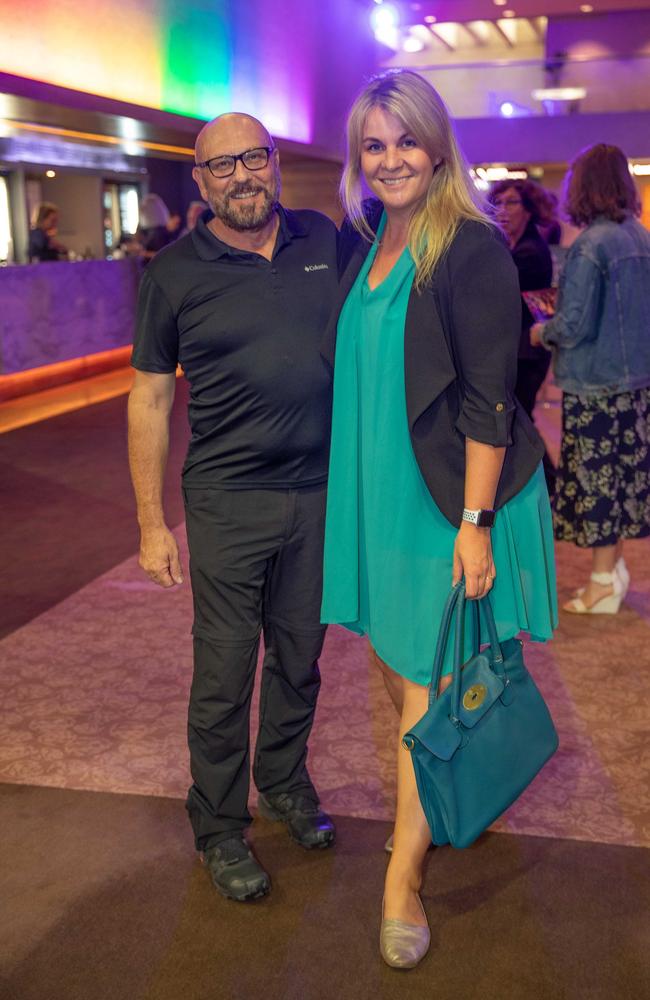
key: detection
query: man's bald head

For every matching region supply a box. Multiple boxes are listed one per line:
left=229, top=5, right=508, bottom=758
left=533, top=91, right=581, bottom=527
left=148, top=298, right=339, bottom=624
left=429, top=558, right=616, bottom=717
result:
left=192, top=112, right=280, bottom=235
left=195, top=113, right=273, bottom=164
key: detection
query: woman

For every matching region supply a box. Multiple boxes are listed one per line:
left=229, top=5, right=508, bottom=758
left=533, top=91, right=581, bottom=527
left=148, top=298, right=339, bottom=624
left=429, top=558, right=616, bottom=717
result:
left=321, top=71, right=557, bottom=970
left=28, top=202, right=67, bottom=262
left=531, top=143, right=650, bottom=613
left=489, top=179, right=554, bottom=419
left=489, top=179, right=556, bottom=491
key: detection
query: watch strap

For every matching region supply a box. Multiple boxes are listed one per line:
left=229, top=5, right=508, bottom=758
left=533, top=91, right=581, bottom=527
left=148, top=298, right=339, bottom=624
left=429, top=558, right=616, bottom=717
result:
left=462, top=507, right=496, bottom=528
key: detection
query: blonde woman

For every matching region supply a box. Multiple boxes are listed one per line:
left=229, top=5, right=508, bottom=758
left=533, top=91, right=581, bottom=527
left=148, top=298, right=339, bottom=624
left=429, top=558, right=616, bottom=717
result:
left=320, top=71, right=557, bottom=969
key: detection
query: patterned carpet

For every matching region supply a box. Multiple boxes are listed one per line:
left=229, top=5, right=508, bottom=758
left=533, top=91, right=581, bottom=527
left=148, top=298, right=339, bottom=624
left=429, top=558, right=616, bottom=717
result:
left=1, top=524, right=648, bottom=847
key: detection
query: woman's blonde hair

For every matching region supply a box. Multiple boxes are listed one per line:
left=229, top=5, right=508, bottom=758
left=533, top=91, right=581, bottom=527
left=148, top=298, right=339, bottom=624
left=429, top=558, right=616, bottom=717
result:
left=340, top=70, right=490, bottom=289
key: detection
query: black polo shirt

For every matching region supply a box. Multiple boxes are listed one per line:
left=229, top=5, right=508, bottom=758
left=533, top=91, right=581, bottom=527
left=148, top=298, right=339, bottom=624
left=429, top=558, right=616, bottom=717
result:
left=132, top=207, right=338, bottom=488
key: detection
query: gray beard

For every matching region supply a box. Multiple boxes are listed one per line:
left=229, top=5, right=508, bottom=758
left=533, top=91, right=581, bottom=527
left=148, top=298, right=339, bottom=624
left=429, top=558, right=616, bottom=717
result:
left=209, top=184, right=278, bottom=233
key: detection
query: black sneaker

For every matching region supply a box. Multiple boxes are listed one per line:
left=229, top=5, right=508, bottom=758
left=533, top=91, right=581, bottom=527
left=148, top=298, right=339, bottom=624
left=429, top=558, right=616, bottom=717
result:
left=258, top=792, right=336, bottom=849
left=202, top=836, right=271, bottom=901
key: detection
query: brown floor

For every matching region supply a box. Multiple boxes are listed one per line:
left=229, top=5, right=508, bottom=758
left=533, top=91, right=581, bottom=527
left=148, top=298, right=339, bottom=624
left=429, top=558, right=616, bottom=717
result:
left=1, top=783, right=648, bottom=1000
left=0, top=381, right=189, bottom=638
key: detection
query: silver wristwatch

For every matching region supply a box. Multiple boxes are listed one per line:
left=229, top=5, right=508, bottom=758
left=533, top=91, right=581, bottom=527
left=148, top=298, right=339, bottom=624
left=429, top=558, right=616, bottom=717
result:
left=462, top=507, right=496, bottom=528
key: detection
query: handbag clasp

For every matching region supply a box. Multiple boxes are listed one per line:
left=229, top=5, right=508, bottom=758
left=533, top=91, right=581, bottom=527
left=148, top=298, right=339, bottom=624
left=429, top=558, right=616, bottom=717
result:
left=462, top=683, right=488, bottom=711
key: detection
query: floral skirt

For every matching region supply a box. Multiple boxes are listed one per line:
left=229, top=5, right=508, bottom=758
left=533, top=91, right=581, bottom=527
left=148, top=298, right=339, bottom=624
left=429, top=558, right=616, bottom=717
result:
left=554, top=387, right=650, bottom=547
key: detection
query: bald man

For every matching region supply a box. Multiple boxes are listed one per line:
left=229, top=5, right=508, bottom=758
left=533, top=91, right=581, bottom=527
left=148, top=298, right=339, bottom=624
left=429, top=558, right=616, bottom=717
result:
left=128, top=113, right=338, bottom=901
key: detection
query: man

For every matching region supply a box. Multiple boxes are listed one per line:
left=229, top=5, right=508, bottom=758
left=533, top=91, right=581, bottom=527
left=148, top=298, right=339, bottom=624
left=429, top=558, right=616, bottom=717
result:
left=128, top=113, right=338, bottom=902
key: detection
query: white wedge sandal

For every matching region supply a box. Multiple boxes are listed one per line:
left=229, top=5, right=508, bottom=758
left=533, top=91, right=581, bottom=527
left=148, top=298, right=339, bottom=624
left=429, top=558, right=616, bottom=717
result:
left=564, top=567, right=625, bottom=615
left=574, top=557, right=630, bottom=600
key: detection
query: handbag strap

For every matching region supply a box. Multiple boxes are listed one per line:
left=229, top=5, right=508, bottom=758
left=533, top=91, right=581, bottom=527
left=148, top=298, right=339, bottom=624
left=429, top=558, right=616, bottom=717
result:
left=429, top=582, right=478, bottom=706
left=450, top=587, right=506, bottom=723
left=428, top=583, right=463, bottom=707
left=429, top=582, right=506, bottom=713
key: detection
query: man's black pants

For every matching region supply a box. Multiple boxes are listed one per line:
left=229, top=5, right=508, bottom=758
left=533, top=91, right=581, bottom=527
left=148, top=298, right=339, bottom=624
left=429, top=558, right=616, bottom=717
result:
left=183, top=485, right=327, bottom=851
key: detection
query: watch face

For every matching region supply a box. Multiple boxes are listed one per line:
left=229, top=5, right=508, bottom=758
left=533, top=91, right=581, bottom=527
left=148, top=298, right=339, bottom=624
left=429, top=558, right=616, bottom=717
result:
left=477, top=509, right=495, bottom=528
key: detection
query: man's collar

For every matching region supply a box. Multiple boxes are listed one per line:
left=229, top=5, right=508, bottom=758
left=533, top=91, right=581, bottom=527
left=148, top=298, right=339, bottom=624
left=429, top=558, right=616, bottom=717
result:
left=191, top=204, right=307, bottom=261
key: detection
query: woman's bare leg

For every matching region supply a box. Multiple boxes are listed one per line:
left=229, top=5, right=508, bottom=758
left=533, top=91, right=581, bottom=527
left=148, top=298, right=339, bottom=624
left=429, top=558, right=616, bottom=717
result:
left=371, top=647, right=404, bottom=715
left=382, top=670, right=452, bottom=926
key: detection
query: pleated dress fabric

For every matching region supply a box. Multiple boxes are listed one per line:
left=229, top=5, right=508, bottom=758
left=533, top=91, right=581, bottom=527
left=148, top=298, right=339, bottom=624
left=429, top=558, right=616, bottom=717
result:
left=321, top=228, right=557, bottom=684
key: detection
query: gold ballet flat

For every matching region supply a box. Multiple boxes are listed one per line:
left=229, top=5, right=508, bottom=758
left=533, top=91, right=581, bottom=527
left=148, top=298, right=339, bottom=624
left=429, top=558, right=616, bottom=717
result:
left=380, top=896, right=430, bottom=969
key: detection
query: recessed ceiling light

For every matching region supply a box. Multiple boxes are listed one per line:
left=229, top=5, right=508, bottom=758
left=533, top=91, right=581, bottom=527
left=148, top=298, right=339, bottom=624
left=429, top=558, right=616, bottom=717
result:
left=503, top=9, right=516, bottom=17
left=45, top=169, right=56, bottom=178
left=403, top=33, right=425, bottom=52
left=580, top=4, right=594, bottom=11
left=493, top=0, right=508, bottom=6
left=424, top=14, right=436, bottom=22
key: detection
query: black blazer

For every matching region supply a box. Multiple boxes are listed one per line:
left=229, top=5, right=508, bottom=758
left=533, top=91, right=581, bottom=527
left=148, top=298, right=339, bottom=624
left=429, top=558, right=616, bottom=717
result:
left=322, top=200, right=545, bottom=527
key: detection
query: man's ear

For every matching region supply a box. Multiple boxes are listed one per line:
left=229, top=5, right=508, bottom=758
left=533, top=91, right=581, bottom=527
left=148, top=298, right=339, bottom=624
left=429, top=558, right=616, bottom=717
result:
left=192, top=166, right=206, bottom=198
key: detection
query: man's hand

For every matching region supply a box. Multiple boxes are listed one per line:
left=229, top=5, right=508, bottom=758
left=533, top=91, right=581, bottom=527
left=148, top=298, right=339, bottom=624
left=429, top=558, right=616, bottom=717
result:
left=139, top=525, right=184, bottom=588
left=452, top=523, right=495, bottom=599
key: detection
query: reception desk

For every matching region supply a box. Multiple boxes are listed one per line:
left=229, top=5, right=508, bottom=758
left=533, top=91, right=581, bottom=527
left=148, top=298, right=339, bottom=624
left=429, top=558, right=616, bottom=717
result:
left=0, top=258, right=142, bottom=376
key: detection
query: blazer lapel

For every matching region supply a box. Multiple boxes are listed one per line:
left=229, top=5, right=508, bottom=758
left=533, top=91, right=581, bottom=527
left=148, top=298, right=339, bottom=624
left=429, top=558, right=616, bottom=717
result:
left=404, top=284, right=457, bottom=430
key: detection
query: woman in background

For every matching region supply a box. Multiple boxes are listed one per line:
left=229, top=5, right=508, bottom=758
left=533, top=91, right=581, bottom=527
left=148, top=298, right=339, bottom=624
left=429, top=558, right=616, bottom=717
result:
left=489, top=179, right=556, bottom=491
left=321, top=70, right=557, bottom=969
left=28, top=202, right=67, bottom=262
left=532, top=143, right=650, bottom=613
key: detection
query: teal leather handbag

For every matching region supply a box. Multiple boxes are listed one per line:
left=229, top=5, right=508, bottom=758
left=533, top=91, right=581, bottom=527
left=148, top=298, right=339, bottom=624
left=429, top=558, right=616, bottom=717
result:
left=402, top=582, right=558, bottom=849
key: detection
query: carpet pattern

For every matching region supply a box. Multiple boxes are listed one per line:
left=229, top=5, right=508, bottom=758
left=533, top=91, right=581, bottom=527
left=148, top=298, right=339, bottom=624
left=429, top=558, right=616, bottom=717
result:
left=1, top=524, right=649, bottom=847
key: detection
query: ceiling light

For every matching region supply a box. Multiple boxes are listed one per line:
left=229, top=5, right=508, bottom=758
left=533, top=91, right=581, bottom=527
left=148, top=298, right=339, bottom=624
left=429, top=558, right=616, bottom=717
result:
left=371, top=3, right=398, bottom=30
left=631, top=163, right=650, bottom=176
left=483, top=166, right=528, bottom=181
left=503, top=9, right=516, bottom=17
left=424, top=14, right=436, bottom=22
left=580, top=4, right=594, bottom=11
left=533, top=87, right=587, bottom=101
left=371, top=2, right=400, bottom=49
left=493, top=0, right=508, bottom=5
left=45, top=169, right=56, bottom=178
left=499, top=100, right=531, bottom=118
left=403, top=33, right=425, bottom=52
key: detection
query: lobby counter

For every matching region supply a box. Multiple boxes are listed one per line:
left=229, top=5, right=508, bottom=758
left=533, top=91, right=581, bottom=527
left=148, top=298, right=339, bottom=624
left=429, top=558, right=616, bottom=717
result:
left=0, top=258, right=143, bottom=376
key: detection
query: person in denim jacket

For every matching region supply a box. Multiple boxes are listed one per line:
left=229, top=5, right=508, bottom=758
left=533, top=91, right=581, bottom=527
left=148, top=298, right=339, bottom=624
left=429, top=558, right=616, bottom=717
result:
left=531, top=143, right=650, bottom=614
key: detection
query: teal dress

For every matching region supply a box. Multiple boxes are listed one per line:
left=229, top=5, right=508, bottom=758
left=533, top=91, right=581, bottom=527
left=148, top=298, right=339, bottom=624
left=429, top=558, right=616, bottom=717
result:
left=321, top=225, right=557, bottom=684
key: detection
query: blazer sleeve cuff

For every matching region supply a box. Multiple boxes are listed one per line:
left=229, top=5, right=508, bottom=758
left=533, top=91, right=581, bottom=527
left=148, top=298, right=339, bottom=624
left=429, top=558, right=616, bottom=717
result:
left=455, top=398, right=515, bottom=447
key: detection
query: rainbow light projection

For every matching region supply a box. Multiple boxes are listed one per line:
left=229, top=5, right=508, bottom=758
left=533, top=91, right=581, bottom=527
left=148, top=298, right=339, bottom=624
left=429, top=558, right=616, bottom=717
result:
left=0, top=0, right=314, bottom=142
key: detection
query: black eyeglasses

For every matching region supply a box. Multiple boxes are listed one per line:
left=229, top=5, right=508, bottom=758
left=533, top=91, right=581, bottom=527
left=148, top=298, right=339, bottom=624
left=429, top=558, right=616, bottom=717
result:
left=195, top=146, right=274, bottom=179
left=493, top=198, right=523, bottom=209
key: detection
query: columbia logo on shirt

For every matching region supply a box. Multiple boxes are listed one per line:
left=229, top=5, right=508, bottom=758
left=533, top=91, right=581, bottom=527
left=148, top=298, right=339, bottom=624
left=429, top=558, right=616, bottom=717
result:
left=304, top=264, right=329, bottom=272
